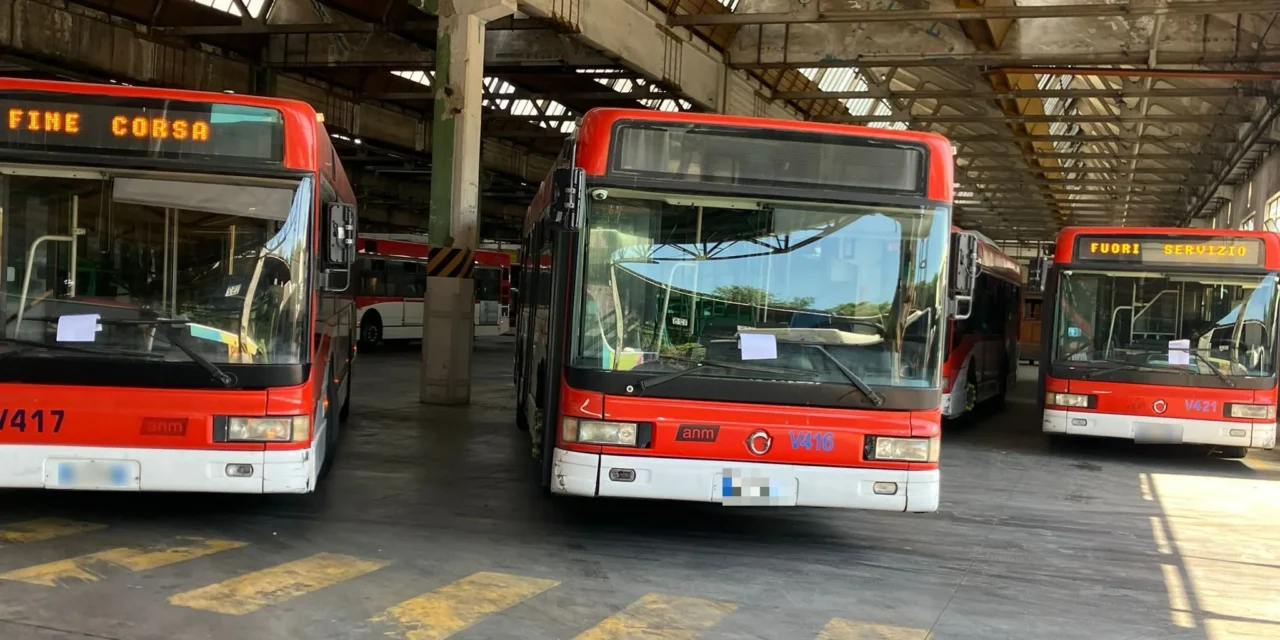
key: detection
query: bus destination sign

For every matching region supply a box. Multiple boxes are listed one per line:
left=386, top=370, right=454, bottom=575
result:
left=1074, top=235, right=1265, bottom=268
left=0, top=91, right=285, bottom=164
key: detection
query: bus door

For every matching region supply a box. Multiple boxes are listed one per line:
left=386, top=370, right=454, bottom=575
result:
left=399, top=260, right=426, bottom=333
left=474, top=265, right=502, bottom=328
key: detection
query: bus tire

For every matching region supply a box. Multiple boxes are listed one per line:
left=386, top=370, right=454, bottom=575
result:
left=360, top=313, right=382, bottom=348
left=516, top=400, right=530, bottom=431
left=339, top=361, right=352, bottom=422
left=1215, top=445, right=1249, bottom=460
left=319, top=386, right=340, bottom=481
left=990, top=364, right=1009, bottom=411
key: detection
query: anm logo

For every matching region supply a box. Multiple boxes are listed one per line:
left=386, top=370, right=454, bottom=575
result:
left=675, top=424, right=719, bottom=443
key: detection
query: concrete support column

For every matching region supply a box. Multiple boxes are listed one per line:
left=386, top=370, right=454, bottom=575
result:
left=420, top=0, right=516, bottom=406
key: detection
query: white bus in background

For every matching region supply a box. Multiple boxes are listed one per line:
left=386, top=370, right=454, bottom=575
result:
left=355, top=233, right=511, bottom=346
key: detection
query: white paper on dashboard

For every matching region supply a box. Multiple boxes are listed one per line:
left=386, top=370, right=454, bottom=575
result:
left=56, top=314, right=101, bottom=343
left=739, top=332, right=778, bottom=360
left=1168, top=339, right=1190, bottom=366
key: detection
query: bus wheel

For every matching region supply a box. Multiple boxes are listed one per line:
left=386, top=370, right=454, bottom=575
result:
left=990, top=365, right=1009, bottom=411
left=319, top=387, right=340, bottom=481
left=338, top=361, right=352, bottom=422
left=516, top=399, right=530, bottom=431
left=360, top=314, right=382, bottom=348
left=1215, top=445, right=1249, bottom=460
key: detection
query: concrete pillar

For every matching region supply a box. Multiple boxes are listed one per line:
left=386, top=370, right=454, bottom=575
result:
left=420, top=0, right=516, bottom=406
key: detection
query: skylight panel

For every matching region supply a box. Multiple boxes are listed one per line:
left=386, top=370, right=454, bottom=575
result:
left=798, top=67, right=906, bottom=130
left=190, top=0, right=267, bottom=18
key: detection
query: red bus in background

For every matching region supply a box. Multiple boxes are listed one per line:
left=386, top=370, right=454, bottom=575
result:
left=942, top=229, right=1024, bottom=421
left=0, top=78, right=359, bottom=493
left=354, top=233, right=510, bottom=347
left=513, top=108, right=965, bottom=512
left=1040, top=227, right=1280, bottom=458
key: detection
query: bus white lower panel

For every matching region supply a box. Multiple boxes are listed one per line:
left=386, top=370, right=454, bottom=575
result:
left=551, top=448, right=940, bottom=512
left=1043, top=409, right=1277, bottom=449
left=0, top=445, right=315, bottom=493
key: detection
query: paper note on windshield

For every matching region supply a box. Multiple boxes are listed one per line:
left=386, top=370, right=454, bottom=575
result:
left=56, top=314, right=101, bottom=343
left=1168, top=339, right=1191, bottom=366
left=739, top=332, right=778, bottom=361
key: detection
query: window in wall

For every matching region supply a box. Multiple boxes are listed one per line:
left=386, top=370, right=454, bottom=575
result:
left=1241, top=215, right=1257, bottom=231
left=1265, top=192, right=1280, bottom=232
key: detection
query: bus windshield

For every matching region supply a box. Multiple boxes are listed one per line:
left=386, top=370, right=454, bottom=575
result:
left=1052, top=269, right=1280, bottom=379
left=571, top=189, right=950, bottom=389
left=1, top=170, right=312, bottom=365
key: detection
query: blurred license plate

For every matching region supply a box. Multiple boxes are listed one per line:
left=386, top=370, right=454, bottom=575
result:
left=1133, top=423, right=1184, bottom=444
left=714, top=469, right=797, bottom=507
left=46, top=459, right=140, bottom=490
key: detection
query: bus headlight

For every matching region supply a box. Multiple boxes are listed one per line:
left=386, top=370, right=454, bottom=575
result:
left=1227, top=404, right=1276, bottom=420
left=215, top=416, right=309, bottom=443
left=1046, top=392, right=1094, bottom=408
left=865, top=436, right=940, bottom=462
left=562, top=417, right=639, bottom=446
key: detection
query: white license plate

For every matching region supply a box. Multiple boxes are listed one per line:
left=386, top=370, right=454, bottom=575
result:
left=714, top=469, right=797, bottom=507
left=1134, top=423, right=1184, bottom=444
left=46, top=460, right=141, bottom=490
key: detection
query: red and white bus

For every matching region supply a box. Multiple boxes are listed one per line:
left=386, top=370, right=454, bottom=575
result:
left=0, top=78, right=360, bottom=492
left=1040, top=227, right=1279, bottom=458
left=942, top=229, right=1024, bottom=420
left=354, top=233, right=510, bottom=346
left=513, top=108, right=964, bottom=512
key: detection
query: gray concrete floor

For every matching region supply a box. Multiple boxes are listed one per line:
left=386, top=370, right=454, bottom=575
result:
left=1, top=338, right=1278, bottom=640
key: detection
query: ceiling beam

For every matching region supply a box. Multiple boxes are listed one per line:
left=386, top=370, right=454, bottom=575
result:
left=671, top=0, right=1280, bottom=26
left=812, top=113, right=1251, bottom=124
left=958, top=151, right=1198, bottom=161
left=731, top=51, right=1280, bottom=70
left=773, top=87, right=1273, bottom=101
left=994, top=67, right=1280, bottom=81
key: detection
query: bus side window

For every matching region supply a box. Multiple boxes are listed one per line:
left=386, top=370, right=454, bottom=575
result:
left=362, top=259, right=387, bottom=297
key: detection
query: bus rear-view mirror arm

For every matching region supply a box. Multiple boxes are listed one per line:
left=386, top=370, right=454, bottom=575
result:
left=320, top=202, right=358, bottom=292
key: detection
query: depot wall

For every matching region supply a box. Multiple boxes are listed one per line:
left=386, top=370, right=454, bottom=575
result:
left=1211, top=149, right=1280, bottom=232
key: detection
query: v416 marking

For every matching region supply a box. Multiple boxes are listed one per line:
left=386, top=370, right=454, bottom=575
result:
left=789, top=431, right=835, bottom=452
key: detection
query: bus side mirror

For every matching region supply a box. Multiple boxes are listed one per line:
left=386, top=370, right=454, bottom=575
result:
left=550, top=167, right=585, bottom=230
left=321, top=202, right=357, bottom=292
left=325, top=203, right=357, bottom=267
left=950, top=232, right=979, bottom=320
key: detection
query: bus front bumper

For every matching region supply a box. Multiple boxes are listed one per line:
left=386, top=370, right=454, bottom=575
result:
left=1043, top=409, right=1277, bottom=449
left=551, top=448, right=939, bottom=512
left=0, top=444, right=315, bottom=493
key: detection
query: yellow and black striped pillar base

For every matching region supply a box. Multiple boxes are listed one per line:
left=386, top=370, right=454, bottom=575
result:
left=427, top=247, right=475, bottom=279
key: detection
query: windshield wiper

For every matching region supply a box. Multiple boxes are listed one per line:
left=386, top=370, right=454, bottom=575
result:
left=0, top=337, right=164, bottom=361
left=638, top=357, right=816, bottom=393
left=800, top=343, right=887, bottom=407
left=127, top=318, right=237, bottom=388
left=1186, top=351, right=1235, bottom=387
left=10, top=315, right=236, bottom=387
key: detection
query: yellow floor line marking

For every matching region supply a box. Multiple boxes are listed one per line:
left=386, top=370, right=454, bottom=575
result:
left=371, top=571, right=560, bottom=640
left=0, top=537, right=246, bottom=587
left=1149, top=517, right=1173, bottom=555
left=0, top=519, right=105, bottom=545
left=169, top=552, right=389, bottom=615
left=573, top=593, right=737, bottom=640
left=816, top=618, right=930, bottom=640
left=1160, top=564, right=1197, bottom=629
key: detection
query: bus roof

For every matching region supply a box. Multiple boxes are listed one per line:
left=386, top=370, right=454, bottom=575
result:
left=1054, top=226, right=1280, bottom=270
left=573, top=108, right=954, bottom=202
left=0, top=78, right=324, bottom=172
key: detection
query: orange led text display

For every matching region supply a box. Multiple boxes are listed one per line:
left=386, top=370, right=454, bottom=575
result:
left=6, top=108, right=210, bottom=143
